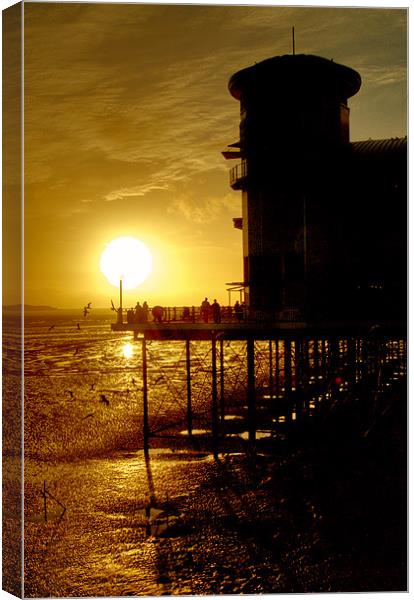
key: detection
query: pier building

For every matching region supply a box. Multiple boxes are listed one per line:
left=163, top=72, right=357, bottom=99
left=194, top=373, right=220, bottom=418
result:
left=223, top=54, right=407, bottom=324
left=111, top=53, right=407, bottom=457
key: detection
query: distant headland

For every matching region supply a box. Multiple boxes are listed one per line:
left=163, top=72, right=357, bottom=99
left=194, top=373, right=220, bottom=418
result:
left=3, top=304, right=59, bottom=311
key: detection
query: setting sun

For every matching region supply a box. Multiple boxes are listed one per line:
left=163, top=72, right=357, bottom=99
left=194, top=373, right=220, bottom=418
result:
left=99, top=237, right=152, bottom=290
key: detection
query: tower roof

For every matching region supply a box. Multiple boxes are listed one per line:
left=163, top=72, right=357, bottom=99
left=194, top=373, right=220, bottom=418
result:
left=229, top=54, right=362, bottom=101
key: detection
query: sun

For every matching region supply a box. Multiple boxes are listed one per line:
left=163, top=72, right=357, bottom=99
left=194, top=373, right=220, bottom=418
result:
left=100, top=236, right=152, bottom=290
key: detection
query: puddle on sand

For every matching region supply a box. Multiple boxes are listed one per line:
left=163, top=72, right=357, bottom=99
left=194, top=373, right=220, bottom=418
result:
left=179, top=428, right=210, bottom=436
left=230, top=430, right=274, bottom=441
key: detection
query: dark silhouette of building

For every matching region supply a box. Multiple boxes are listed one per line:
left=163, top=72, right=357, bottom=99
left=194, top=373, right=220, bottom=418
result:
left=223, top=54, right=407, bottom=324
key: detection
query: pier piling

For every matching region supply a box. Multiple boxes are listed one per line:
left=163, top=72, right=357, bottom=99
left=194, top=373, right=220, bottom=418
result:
left=211, top=335, right=219, bottom=459
left=186, top=339, right=193, bottom=437
left=219, top=339, right=225, bottom=424
left=142, top=337, right=149, bottom=457
left=247, top=339, right=256, bottom=444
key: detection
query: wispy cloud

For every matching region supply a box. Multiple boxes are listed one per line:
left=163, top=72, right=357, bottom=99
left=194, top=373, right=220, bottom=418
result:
left=22, top=3, right=406, bottom=305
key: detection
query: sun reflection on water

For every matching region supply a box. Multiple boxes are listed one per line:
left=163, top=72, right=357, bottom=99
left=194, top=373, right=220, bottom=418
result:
left=122, top=342, right=134, bottom=360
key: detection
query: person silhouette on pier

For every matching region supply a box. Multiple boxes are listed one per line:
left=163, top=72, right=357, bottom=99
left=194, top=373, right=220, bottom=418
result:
left=212, top=299, right=221, bottom=324
left=201, top=297, right=210, bottom=323
left=134, top=302, right=144, bottom=323
left=142, top=301, right=149, bottom=322
left=234, top=300, right=243, bottom=322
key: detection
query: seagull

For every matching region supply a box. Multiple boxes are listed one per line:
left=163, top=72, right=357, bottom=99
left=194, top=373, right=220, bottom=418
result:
left=48, top=325, right=55, bottom=332
left=90, top=383, right=95, bottom=391
left=99, top=394, right=109, bottom=406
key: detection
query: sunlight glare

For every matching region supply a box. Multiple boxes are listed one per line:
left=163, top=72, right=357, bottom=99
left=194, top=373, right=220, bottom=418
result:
left=100, top=236, right=152, bottom=290
left=122, top=343, right=134, bottom=360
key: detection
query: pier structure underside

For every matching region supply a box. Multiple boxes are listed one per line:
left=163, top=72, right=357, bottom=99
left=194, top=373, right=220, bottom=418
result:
left=111, top=321, right=407, bottom=458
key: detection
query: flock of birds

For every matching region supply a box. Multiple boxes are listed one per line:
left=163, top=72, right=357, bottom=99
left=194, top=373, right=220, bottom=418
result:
left=43, top=303, right=171, bottom=431
left=46, top=301, right=110, bottom=418
left=47, top=302, right=93, bottom=333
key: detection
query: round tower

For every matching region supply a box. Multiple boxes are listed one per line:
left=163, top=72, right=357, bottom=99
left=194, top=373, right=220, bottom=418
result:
left=227, top=54, right=361, bottom=321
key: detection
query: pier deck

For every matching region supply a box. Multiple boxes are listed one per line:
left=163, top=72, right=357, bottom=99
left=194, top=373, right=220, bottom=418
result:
left=111, top=320, right=404, bottom=340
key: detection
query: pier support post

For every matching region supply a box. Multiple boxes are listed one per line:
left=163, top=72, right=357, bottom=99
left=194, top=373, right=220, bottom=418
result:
left=142, top=337, right=149, bottom=457
left=211, top=335, right=219, bottom=460
left=275, top=339, right=280, bottom=399
left=268, top=340, right=274, bottom=397
left=284, top=340, right=292, bottom=394
left=219, top=339, right=225, bottom=424
left=186, top=339, right=192, bottom=437
left=247, top=339, right=256, bottom=444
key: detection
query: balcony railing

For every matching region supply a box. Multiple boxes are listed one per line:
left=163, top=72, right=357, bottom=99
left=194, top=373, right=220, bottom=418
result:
left=229, top=160, right=247, bottom=189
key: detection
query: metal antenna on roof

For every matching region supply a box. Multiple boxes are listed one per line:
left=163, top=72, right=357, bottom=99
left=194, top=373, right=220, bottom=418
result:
left=292, top=27, right=295, bottom=55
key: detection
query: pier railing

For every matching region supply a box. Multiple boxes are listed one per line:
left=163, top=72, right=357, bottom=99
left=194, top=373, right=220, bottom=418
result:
left=115, top=304, right=305, bottom=325
left=118, top=304, right=250, bottom=325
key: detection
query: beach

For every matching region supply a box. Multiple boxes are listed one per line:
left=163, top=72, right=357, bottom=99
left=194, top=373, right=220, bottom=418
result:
left=2, top=310, right=407, bottom=595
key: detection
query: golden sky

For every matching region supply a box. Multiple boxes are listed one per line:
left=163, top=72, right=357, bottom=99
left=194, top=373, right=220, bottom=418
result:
left=16, top=3, right=407, bottom=308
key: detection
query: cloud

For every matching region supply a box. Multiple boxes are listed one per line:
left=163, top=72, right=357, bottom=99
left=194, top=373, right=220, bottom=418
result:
left=22, top=3, right=406, bottom=306
left=169, top=191, right=237, bottom=224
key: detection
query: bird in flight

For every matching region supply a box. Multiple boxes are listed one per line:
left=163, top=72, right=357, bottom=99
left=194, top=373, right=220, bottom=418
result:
left=83, top=303, right=92, bottom=317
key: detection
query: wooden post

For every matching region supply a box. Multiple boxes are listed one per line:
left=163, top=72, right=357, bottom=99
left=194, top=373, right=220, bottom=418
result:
left=268, top=340, right=273, bottom=397
left=142, top=337, right=149, bottom=457
left=295, top=340, right=303, bottom=391
left=313, top=339, right=320, bottom=379
left=211, top=335, right=219, bottom=459
left=303, top=339, right=309, bottom=389
left=321, top=338, right=327, bottom=381
left=347, top=337, right=356, bottom=388
left=219, top=339, right=225, bottom=424
left=275, top=339, right=280, bottom=398
left=247, top=339, right=256, bottom=444
left=284, top=339, right=292, bottom=394
left=186, top=339, right=192, bottom=437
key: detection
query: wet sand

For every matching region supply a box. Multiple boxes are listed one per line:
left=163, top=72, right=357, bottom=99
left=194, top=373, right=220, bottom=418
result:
left=3, top=313, right=405, bottom=596
left=23, top=403, right=406, bottom=597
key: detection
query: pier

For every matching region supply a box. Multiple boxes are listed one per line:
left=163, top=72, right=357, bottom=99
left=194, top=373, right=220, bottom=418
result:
left=111, top=307, right=406, bottom=458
